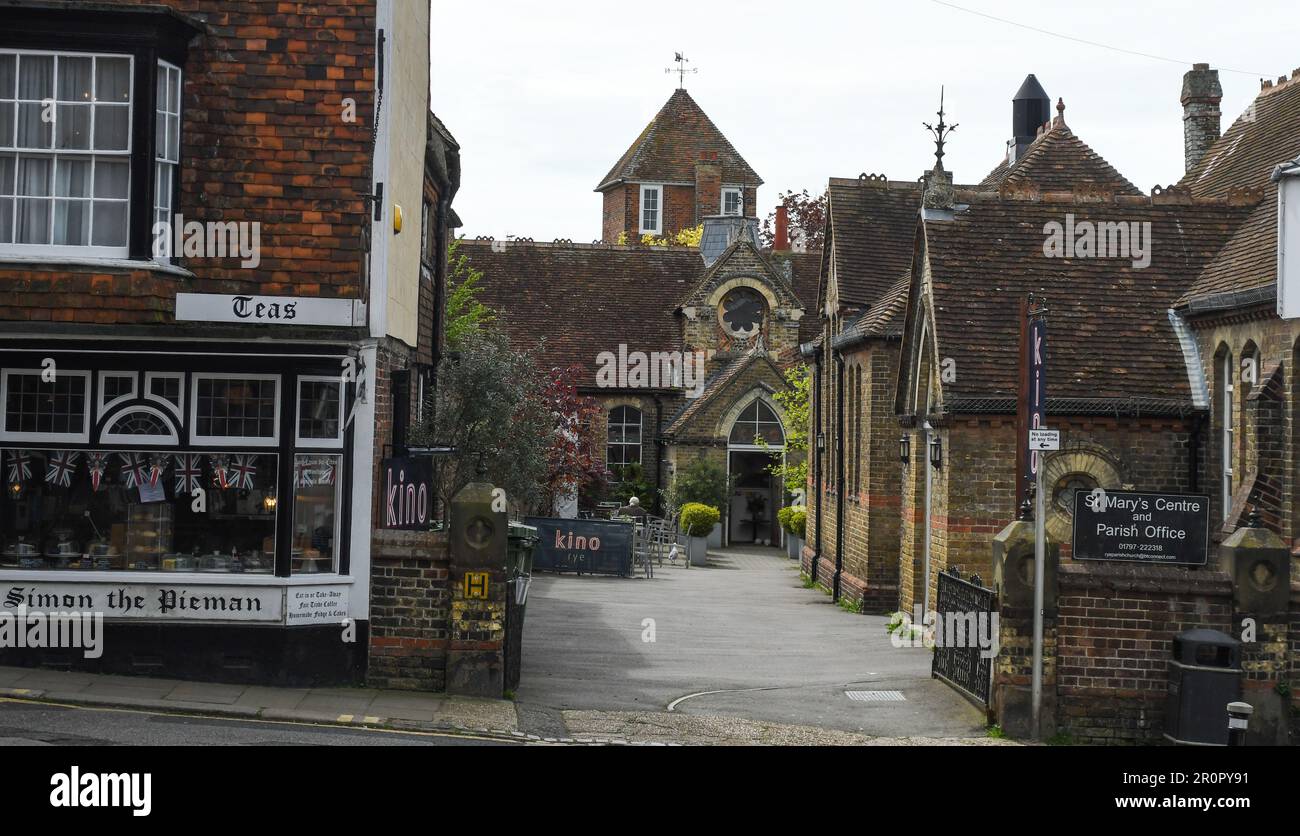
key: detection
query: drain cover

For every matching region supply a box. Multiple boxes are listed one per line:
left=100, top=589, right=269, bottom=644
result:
left=844, top=690, right=906, bottom=702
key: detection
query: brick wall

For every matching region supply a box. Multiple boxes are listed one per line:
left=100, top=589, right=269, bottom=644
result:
left=1055, top=562, right=1233, bottom=744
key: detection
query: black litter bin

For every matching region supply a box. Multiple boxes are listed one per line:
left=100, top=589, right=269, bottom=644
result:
left=1164, top=628, right=1242, bottom=746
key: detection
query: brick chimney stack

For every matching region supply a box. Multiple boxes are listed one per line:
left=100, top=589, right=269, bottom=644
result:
left=694, top=151, right=721, bottom=224
left=774, top=204, right=790, bottom=251
left=1182, top=63, right=1223, bottom=172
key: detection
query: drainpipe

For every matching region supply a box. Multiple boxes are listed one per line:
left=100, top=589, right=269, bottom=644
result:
left=1188, top=411, right=1203, bottom=493
left=653, top=395, right=665, bottom=515
left=833, top=349, right=846, bottom=603
left=810, top=346, right=823, bottom=583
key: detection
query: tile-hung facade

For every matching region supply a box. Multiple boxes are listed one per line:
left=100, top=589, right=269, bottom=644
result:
left=0, top=1, right=459, bottom=686
left=803, top=74, right=1265, bottom=614
left=466, top=86, right=818, bottom=545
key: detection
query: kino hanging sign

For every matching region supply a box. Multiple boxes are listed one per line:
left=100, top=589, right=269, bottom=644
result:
left=1072, top=489, right=1210, bottom=566
left=1026, top=316, right=1047, bottom=480
left=175, top=293, right=363, bottom=326
left=381, top=457, right=434, bottom=530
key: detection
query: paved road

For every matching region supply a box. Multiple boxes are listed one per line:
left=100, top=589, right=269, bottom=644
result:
left=0, top=700, right=515, bottom=746
left=517, top=547, right=988, bottom=740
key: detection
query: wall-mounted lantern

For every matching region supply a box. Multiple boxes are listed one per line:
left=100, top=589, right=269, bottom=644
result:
left=899, top=434, right=911, bottom=464
left=816, top=431, right=826, bottom=452
left=929, top=434, right=943, bottom=469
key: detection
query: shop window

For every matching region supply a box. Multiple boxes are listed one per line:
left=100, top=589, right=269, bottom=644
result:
left=98, top=370, right=136, bottom=413
left=145, top=371, right=183, bottom=417
left=102, top=406, right=178, bottom=445
left=607, top=405, right=642, bottom=468
left=729, top=399, right=784, bottom=447
left=296, top=377, right=343, bottom=447
left=1, top=369, right=90, bottom=442
left=1, top=448, right=276, bottom=573
left=192, top=374, right=279, bottom=445
left=292, top=453, right=340, bottom=574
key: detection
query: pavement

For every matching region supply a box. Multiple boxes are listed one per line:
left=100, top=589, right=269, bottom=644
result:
left=0, top=545, right=1008, bottom=746
left=515, top=545, right=1007, bottom=745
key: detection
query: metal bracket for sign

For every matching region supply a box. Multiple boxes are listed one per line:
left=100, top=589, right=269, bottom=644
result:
left=406, top=446, right=457, bottom=456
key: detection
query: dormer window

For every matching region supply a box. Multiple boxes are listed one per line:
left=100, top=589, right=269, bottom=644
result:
left=639, top=184, right=662, bottom=235
left=722, top=187, right=742, bottom=216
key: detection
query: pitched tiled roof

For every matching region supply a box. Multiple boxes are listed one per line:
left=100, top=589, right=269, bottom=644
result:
left=922, top=192, right=1249, bottom=406
left=1178, top=195, right=1276, bottom=304
left=1175, top=72, right=1300, bottom=305
left=1181, top=72, right=1300, bottom=197
left=834, top=271, right=909, bottom=348
left=596, top=89, right=762, bottom=191
left=459, top=240, right=699, bottom=381
left=825, top=177, right=922, bottom=307
left=662, top=347, right=786, bottom=438
left=978, top=107, right=1143, bottom=196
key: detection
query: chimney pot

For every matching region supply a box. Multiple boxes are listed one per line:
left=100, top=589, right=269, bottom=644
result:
left=774, top=205, right=790, bottom=251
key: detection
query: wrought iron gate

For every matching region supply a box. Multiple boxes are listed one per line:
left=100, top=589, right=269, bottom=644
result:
left=930, top=565, right=997, bottom=707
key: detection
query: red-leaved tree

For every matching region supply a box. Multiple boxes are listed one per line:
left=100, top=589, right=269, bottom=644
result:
left=761, top=188, right=828, bottom=253
left=535, top=364, right=607, bottom=509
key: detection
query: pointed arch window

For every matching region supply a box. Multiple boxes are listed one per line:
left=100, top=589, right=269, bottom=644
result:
left=729, top=399, right=784, bottom=447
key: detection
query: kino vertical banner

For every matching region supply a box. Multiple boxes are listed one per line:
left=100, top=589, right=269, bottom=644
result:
left=1026, top=315, right=1047, bottom=482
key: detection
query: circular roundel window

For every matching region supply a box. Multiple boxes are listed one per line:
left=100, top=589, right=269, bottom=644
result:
left=720, top=287, right=765, bottom=338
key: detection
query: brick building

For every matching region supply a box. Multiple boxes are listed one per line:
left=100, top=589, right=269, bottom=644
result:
left=0, top=0, right=459, bottom=686
left=464, top=86, right=818, bottom=544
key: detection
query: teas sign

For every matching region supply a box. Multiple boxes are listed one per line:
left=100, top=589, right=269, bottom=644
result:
left=1072, top=490, right=1209, bottom=566
left=382, top=457, right=433, bottom=530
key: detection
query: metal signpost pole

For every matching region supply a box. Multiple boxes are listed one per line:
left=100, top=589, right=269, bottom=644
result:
left=1027, top=299, right=1047, bottom=740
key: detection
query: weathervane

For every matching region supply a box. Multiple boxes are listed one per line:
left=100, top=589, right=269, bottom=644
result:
left=922, top=86, right=958, bottom=171
left=665, top=52, right=698, bottom=89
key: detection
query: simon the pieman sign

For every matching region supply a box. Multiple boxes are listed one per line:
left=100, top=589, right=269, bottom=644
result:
left=1072, top=489, right=1209, bottom=566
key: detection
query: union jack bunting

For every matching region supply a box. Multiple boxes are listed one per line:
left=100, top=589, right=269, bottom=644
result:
left=294, top=457, right=316, bottom=488
left=209, top=455, right=231, bottom=489
left=86, top=452, right=108, bottom=491
left=320, top=458, right=336, bottom=486
left=118, top=453, right=149, bottom=489
left=148, top=452, right=169, bottom=487
left=174, top=453, right=203, bottom=494
left=227, top=454, right=258, bottom=490
left=5, top=449, right=32, bottom=483
left=44, top=450, right=80, bottom=487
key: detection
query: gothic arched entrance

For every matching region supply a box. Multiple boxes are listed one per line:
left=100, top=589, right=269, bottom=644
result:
left=726, top=398, right=785, bottom=546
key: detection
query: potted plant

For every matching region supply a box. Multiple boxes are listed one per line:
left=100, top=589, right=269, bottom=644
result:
left=779, top=506, right=807, bottom=559
left=674, top=458, right=729, bottom=548
left=680, top=502, right=720, bottom=567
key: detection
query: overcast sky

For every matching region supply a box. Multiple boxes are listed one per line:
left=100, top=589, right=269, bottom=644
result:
left=431, top=0, right=1296, bottom=241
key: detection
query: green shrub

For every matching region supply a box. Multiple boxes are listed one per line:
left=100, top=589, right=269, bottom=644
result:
left=680, top=503, right=720, bottom=537
left=789, top=509, right=806, bottom=538
left=674, top=457, right=729, bottom=511
left=777, top=506, right=807, bottom=538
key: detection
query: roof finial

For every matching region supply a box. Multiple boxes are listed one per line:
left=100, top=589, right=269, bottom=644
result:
left=665, top=52, right=698, bottom=90
left=922, top=86, right=959, bottom=172
left=1053, top=97, right=1067, bottom=128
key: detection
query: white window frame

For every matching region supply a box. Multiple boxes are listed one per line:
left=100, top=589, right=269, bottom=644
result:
left=1221, top=351, right=1234, bottom=521
left=0, top=368, right=91, bottom=443
left=144, top=371, right=184, bottom=419
left=727, top=397, right=786, bottom=452
left=294, top=375, right=344, bottom=449
left=639, top=183, right=662, bottom=236
left=721, top=187, right=742, bottom=216
left=606, top=406, right=642, bottom=469
left=97, top=369, right=137, bottom=414
left=100, top=403, right=179, bottom=445
left=152, top=59, right=182, bottom=264
left=0, top=49, right=135, bottom=259
left=189, top=373, right=281, bottom=447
